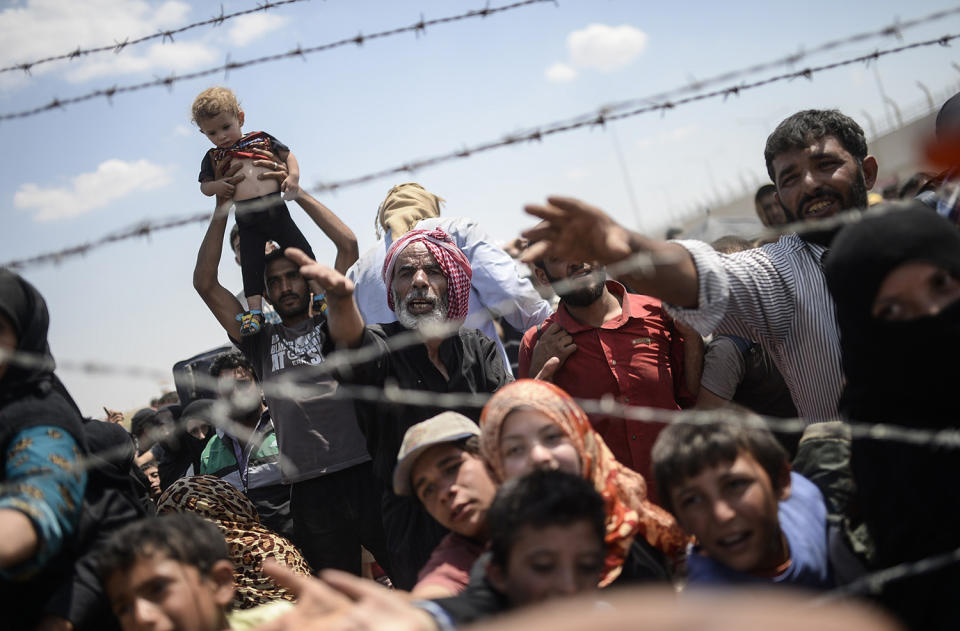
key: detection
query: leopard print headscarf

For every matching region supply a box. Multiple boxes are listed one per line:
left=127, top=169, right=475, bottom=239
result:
left=157, top=475, right=311, bottom=609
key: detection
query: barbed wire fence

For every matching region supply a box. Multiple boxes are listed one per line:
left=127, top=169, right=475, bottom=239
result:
left=2, top=2, right=960, bottom=606
left=0, top=0, right=314, bottom=76
left=4, top=204, right=960, bottom=601
left=0, top=0, right=555, bottom=123
left=5, top=25, right=960, bottom=270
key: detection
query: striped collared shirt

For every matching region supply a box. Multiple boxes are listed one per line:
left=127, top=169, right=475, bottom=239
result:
left=667, top=234, right=842, bottom=422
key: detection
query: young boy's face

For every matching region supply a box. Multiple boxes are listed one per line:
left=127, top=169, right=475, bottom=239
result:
left=412, top=443, right=498, bottom=540
left=669, top=451, right=791, bottom=574
left=106, top=553, right=233, bottom=631
left=487, top=520, right=604, bottom=607
left=198, top=110, right=244, bottom=149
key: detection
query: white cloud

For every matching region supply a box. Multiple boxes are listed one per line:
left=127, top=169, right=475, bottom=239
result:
left=0, top=0, right=218, bottom=87
left=545, top=23, right=647, bottom=83
left=14, top=159, right=173, bottom=222
left=568, top=24, right=647, bottom=72
left=174, top=124, right=193, bottom=136
left=228, top=13, right=288, bottom=47
left=64, top=40, right=218, bottom=82
left=545, top=62, right=578, bottom=83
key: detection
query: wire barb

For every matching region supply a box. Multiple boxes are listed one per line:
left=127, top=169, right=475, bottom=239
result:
left=3, top=26, right=959, bottom=267
left=0, top=0, right=312, bottom=75
left=0, top=0, right=555, bottom=121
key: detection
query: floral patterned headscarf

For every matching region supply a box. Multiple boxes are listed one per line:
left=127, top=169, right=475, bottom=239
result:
left=479, top=380, right=687, bottom=586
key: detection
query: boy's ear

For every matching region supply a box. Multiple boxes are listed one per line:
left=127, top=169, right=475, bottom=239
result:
left=486, top=558, right=508, bottom=595
left=238, top=110, right=245, bottom=127
left=776, top=464, right=792, bottom=501
left=208, top=559, right=236, bottom=608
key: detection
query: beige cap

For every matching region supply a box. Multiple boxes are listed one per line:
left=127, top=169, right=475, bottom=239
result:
left=393, top=412, right=480, bottom=497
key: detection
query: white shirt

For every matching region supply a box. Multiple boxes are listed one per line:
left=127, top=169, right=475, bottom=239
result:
left=667, top=234, right=843, bottom=421
left=346, top=217, right=552, bottom=375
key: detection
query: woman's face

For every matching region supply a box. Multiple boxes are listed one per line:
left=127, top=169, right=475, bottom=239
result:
left=498, top=408, right=581, bottom=481
left=0, top=311, right=18, bottom=383
left=872, top=261, right=960, bottom=321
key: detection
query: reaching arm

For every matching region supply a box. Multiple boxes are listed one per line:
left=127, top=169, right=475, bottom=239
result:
left=285, top=248, right=366, bottom=348
left=280, top=150, right=300, bottom=201
left=193, top=196, right=244, bottom=340
left=522, top=196, right=699, bottom=308
left=249, top=152, right=360, bottom=274
left=296, top=191, right=360, bottom=274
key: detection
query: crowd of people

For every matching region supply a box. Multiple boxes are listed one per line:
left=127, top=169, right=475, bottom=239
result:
left=2, top=87, right=960, bottom=631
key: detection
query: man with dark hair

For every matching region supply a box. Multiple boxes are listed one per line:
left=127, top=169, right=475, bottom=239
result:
left=393, top=412, right=498, bottom=598
left=199, top=350, right=292, bottom=539
left=518, top=258, right=700, bottom=489
left=523, top=109, right=879, bottom=421
left=754, top=184, right=787, bottom=227
left=194, top=190, right=387, bottom=577
left=284, top=232, right=509, bottom=590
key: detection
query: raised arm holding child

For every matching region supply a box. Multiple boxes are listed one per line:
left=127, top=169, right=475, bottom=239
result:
left=192, top=86, right=315, bottom=336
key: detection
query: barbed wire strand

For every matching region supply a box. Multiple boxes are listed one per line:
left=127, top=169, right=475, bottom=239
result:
left=8, top=362, right=960, bottom=600
left=0, top=0, right=555, bottom=122
left=3, top=2, right=957, bottom=121
left=6, top=342, right=960, bottom=490
left=592, top=4, right=960, bottom=120
left=305, top=31, right=960, bottom=193
left=814, top=546, right=960, bottom=603
left=0, top=0, right=313, bottom=76
left=3, top=30, right=955, bottom=272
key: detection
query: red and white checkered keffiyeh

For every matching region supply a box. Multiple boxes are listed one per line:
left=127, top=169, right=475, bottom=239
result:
left=382, top=228, right=472, bottom=321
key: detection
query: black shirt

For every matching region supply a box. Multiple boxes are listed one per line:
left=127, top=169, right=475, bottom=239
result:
left=336, top=321, right=510, bottom=483
left=335, top=321, right=511, bottom=589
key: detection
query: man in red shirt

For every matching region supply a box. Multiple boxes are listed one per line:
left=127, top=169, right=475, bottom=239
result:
left=519, top=258, right=702, bottom=494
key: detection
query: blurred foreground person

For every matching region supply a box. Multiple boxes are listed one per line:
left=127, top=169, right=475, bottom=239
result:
left=1, top=269, right=143, bottom=630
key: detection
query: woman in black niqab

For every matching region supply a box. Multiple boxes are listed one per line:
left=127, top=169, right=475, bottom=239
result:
left=824, top=203, right=960, bottom=630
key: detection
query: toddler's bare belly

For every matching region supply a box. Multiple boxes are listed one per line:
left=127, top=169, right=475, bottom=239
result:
left=232, top=159, right=281, bottom=201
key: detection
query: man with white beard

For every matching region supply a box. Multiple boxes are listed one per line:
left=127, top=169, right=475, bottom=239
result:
left=283, top=228, right=511, bottom=589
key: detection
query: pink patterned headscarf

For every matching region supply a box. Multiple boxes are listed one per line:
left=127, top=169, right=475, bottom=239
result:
left=382, top=227, right=472, bottom=321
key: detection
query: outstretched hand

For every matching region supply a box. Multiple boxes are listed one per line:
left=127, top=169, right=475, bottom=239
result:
left=255, top=562, right=436, bottom=631
left=284, top=248, right=355, bottom=299
left=522, top=196, right=634, bottom=266
left=254, top=561, right=352, bottom=631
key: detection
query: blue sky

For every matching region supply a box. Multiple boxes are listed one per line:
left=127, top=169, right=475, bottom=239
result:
left=2, top=0, right=959, bottom=416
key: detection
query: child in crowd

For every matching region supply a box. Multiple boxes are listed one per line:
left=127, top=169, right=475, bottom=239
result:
left=651, top=415, right=834, bottom=589
left=98, top=512, right=290, bottom=631
left=393, top=412, right=498, bottom=598
left=192, top=86, right=314, bottom=336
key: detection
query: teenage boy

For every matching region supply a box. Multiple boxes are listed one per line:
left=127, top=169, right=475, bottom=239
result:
left=255, top=470, right=607, bottom=631
left=393, top=412, right=499, bottom=598
left=651, top=416, right=833, bottom=589
left=99, top=513, right=289, bottom=631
